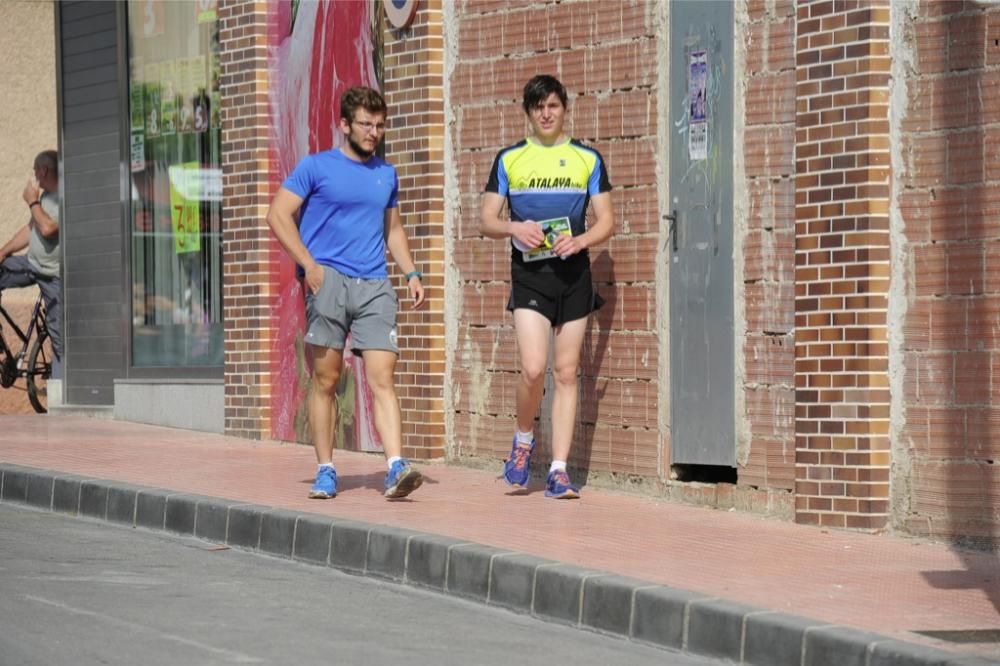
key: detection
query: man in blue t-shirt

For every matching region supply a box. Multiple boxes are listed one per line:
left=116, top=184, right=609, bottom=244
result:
left=267, top=87, right=426, bottom=500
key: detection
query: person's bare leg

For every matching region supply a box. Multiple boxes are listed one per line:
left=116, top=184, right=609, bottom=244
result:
left=308, top=344, right=344, bottom=464
left=360, top=349, right=402, bottom=460
left=512, top=308, right=553, bottom=432
left=550, top=316, right=588, bottom=464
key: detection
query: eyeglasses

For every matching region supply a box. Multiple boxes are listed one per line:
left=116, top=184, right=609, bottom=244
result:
left=352, top=120, right=386, bottom=133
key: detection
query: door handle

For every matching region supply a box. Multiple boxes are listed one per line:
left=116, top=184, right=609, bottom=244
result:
left=664, top=210, right=678, bottom=251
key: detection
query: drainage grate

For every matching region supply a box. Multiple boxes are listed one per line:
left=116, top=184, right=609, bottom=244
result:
left=912, top=629, right=1000, bottom=644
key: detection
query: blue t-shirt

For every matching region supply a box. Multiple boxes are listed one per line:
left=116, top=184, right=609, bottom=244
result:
left=282, top=148, right=399, bottom=278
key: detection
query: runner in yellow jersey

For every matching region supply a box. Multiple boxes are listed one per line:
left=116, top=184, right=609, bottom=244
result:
left=480, top=75, right=614, bottom=499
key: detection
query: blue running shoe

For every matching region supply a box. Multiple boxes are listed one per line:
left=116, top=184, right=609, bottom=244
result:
left=309, top=466, right=337, bottom=499
left=384, top=459, right=423, bottom=499
left=503, top=437, right=535, bottom=489
left=545, top=469, right=579, bottom=499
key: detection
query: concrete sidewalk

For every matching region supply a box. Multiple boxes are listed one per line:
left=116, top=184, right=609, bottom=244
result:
left=0, top=415, right=997, bottom=665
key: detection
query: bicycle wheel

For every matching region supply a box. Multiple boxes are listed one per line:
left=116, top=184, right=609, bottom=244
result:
left=26, top=330, right=51, bottom=414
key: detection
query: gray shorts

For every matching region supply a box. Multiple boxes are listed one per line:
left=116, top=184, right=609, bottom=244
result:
left=304, top=265, right=399, bottom=354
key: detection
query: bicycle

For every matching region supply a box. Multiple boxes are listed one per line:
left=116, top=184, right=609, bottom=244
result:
left=0, top=289, right=52, bottom=414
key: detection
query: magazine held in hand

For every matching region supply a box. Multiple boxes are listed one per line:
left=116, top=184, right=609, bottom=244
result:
left=511, top=217, right=572, bottom=262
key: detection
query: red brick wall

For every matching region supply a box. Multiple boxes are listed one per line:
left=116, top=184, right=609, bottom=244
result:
left=450, top=0, right=661, bottom=475
left=383, top=0, right=448, bottom=459
left=794, top=1, right=893, bottom=530
left=219, top=0, right=273, bottom=440
left=741, top=0, right=797, bottom=494
left=897, top=1, right=1000, bottom=546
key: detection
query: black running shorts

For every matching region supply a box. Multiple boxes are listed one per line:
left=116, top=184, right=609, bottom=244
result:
left=506, top=257, right=604, bottom=326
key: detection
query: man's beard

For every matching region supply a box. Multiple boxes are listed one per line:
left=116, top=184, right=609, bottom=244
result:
left=347, top=135, right=375, bottom=159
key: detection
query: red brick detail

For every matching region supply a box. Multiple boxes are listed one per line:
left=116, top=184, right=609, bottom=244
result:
left=383, top=0, right=447, bottom=459
left=794, top=0, right=891, bottom=530
left=219, top=0, right=273, bottom=440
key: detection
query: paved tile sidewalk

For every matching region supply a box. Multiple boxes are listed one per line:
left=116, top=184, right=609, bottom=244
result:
left=1, top=414, right=998, bottom=661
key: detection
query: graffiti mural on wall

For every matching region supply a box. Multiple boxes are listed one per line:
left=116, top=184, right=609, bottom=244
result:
left=268, top=0, right=384, bottom=450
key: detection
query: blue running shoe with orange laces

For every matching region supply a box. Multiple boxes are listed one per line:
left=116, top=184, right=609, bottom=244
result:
left=503, top=437, right=535, bottom=489
left=384, top=459, right=423, bottom=499
left=309, top=466, right=337, bottom=499
left=545, top=468, right=579, bottom=499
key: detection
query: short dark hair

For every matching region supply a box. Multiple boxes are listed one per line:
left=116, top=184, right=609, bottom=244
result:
left=34, top=150, right=58, bottom=176
left=522, top=75, right=568, bottom=114
left=340, top=86, right=387, bottom=123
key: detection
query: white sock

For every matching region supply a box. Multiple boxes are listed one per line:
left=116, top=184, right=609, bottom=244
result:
left=549, top=460, right=567, bottom=473
left=387, top=456, right=402, bottom=470
left=318, top=463, right=334, bottom=470
left=516, top=430, right=534, bottom=445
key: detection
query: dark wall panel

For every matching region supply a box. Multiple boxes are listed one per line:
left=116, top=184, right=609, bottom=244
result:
left=59, top=1, right=123, bottom=406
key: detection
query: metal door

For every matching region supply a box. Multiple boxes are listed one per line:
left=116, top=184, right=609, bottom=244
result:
left=668, top=0, right=735, bottom=466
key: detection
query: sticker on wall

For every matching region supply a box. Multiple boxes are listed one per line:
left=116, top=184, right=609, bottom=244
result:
left=160, top=60, right=177, bottom=136
left=196, top=0, right=217, bottom=23
left=688, top=49, right=708, bottom=161
left=144, top=62, right=161, bottom=138
left=130, top=58, right=144, bottom=132
left=130, top=133, right=145, bottom=173
left=169, top=163, right=202, bottom=254
left=384, top=0, right=418, bottom=28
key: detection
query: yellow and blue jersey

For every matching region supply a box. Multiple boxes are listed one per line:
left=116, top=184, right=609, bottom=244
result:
left=485, top=137, right=611, bottom=265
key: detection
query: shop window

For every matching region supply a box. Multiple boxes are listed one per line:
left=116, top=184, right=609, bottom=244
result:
left=126, top=0, right=222, bottom=368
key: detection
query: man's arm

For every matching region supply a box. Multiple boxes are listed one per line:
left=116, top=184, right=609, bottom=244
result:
left=265, top=187, right=324, bottom=293
left=384, top=207, right=425, bottom=309
left=551, top=192, right=614, bottom=258
left=0, top=224, right=31, bottom=263
left=23, top=179, right=58, bottom=239
left=479, top=192, right=544, bottom=249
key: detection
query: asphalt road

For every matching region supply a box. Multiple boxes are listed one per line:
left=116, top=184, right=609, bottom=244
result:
left=0, top=504, right=721, bottom=666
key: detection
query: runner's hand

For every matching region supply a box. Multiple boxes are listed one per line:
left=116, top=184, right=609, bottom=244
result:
left=553, top=233, right=586, bottom=258
left=408, top=275, right=425, bottom=310
left=510, top=220, right=544, bottom=250
left=304, top=262, right=324, bottom=294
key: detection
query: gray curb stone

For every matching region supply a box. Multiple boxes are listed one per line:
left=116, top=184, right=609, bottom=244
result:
left=226, top=504, right=264, bottom=550
left=79, top=480, right=108, bottom=519
left=489, top=553, right=554, bottom=613
left=293, top=515, right=335, bottom=565
left=135, top=489, right=169, bottom=530
left=106, top=484, right=145, bottom=526
left=447, top=543, right=509, bottom=601
left=52, top=475, right=83, bottom=514
left=869, top=639, right=994, bottom=666
left=260, top=509, right=300, bottom=558
left=406, top=534, right=467, bottom=590
left=744, top=611, right=828, bottom=666
left=0, top=463, right=984, bottom=666
left=581, top=575, right=650, bottom=636
left=164, top=494, right=198, bottom=536
left=533, top=564, right=604, bottom=625
left=194, top=498, right=237, bottom=543
left=366, top=525, right=418, bottom=581
left=1, top=468, right=29, bottom=502
left=688, top=599, right=762, bottom=662
left=805, top=626, right=892, bottom=666
left=330, top=520, right=370, bottom=572
left=632, top=586, right=712, bottom=650
left=25, top=472, right=53, bottom=509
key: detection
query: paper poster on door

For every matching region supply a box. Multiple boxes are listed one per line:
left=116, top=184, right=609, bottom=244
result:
left=688, top=49, right=708, bottom=161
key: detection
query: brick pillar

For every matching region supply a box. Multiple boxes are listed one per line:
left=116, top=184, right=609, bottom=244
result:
left=794, top=1, right=892, bottom=529
left=218, top=0, right=273, bottom=439
left=383, top=0, right=447, bottom=459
